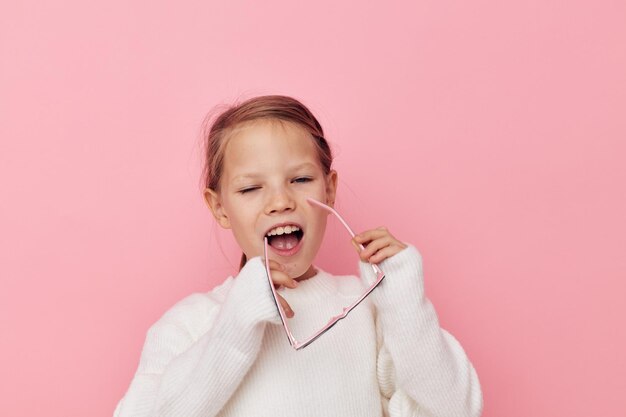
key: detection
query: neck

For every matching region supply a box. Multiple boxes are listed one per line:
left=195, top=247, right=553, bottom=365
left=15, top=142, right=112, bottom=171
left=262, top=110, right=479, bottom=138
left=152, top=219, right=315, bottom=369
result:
left=295, top=264, right=318, bottom=282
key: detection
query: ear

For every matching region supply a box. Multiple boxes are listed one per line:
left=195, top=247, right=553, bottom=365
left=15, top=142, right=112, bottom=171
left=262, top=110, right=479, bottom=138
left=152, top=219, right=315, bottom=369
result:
left=203, top=187, right=232, bottom=229
left=325, top=169, right=338, bottom=208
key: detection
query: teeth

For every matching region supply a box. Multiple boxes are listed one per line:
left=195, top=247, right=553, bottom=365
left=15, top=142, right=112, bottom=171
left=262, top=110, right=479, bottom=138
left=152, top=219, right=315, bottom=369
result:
left=266, top=225, right=300, bottom=237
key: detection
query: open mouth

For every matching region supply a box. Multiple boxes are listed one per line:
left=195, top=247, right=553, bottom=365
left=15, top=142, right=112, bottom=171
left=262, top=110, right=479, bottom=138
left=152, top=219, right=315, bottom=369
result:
left=267, top=229, right=304, bottom=251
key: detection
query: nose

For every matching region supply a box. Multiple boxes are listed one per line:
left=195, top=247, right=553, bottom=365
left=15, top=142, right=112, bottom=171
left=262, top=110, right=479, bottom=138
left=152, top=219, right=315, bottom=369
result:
left=265, top=186, right=295, bottom=214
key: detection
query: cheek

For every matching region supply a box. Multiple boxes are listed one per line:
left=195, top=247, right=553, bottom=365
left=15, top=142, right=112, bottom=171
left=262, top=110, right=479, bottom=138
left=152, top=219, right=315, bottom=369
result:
left=230, top=218, right=255, bottom=243
left=309, top=213, right=330, bottom=238
left=302, top=189, right=330, bottom=208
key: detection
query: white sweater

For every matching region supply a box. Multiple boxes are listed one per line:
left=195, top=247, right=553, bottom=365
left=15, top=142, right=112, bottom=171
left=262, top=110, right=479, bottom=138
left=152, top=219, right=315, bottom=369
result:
left=113, top=244, right=483, bottom=417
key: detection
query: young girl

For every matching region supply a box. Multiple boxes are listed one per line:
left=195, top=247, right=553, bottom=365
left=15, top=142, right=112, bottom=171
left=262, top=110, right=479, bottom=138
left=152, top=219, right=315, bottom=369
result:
left=113, top=95, right=483, bottom=417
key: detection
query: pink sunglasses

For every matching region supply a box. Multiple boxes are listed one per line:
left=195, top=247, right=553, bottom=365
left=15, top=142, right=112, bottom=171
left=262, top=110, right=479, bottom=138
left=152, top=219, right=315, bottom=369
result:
left=263, top=197, right=385, bottom=350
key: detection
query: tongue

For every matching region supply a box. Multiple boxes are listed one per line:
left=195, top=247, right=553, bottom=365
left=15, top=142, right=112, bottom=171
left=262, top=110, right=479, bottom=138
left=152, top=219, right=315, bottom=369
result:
left=269, top=233, right=299, bottom=250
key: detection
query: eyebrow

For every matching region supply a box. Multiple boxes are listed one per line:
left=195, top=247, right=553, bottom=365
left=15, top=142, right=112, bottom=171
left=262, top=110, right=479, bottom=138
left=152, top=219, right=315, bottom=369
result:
left=232, top=162, right=318, bottom=184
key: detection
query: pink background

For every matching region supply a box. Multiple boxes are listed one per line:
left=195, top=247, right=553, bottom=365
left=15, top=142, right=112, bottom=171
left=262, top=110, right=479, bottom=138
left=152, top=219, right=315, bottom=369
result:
left=1, top=1, right=625, bottom=416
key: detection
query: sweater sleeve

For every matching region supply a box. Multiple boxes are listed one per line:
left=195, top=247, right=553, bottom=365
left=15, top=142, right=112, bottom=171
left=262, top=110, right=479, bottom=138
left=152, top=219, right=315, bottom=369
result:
left=358, top=244, right=483, bottom=417
left=113, top=256, right=281, bottom=417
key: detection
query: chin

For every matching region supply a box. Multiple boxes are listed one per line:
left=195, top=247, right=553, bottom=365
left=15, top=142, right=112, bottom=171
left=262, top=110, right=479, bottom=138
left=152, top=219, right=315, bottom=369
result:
left=283, top=259, right=310, bottom=278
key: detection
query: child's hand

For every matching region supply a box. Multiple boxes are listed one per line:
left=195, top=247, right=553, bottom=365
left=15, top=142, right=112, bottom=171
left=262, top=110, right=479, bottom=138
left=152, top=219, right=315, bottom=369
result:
left=261, top=258, right=297, bottom=318
left=351, top=227, right=408, bottom=264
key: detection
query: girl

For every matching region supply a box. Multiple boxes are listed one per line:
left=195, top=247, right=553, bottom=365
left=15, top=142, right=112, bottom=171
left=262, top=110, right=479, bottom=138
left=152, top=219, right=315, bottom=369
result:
left=113, top=95, right=483, bottom=417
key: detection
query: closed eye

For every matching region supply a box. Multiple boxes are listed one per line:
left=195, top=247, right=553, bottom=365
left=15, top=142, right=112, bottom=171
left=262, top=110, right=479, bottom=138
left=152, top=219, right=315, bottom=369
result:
left=238, top=177, right=313, bottom=194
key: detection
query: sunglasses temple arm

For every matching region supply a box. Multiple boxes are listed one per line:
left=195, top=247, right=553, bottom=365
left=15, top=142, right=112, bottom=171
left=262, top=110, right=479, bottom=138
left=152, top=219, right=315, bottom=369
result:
left=306, top=198, right=384, bottom=276
left=264, top=237, right=298, bottom=347
left=306, top=198, right=357, bottom=239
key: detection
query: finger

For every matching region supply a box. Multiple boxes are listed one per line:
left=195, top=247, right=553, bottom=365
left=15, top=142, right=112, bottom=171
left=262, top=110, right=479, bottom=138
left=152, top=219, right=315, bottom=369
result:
left=359, top=236, right=393, bottom=261
left=367, top=245, right=397, bottom=264
left=262, top=259, right=293, bottom=286
left=354, top=228, right=389, bottom=245
left=267, top=259, right=285, bottom=270
left=351, top=238, right=363, bottom=254
left=263, top=258, right=288, bottom=274
left=277, top=294, right=294, bottom=317
left=269, top=269, right=298, bottom=289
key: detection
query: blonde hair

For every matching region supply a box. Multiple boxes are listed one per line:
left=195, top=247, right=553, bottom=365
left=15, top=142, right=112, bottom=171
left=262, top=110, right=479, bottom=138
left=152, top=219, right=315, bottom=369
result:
left=200, top=95, right=334, bottom=271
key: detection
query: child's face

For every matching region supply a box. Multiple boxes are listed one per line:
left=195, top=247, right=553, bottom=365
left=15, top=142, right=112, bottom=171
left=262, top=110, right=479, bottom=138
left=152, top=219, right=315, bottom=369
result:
left=204, top=119, right=338, bottom=281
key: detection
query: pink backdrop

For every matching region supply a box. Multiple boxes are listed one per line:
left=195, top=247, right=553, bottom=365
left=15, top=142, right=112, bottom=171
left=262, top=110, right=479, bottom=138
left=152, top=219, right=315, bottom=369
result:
left=1, top=1, right=625, bottom=416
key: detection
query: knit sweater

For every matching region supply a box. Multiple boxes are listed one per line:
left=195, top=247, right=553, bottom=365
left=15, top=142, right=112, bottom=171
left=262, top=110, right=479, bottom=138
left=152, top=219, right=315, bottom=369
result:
left=113, top=244, right=483, bottom=417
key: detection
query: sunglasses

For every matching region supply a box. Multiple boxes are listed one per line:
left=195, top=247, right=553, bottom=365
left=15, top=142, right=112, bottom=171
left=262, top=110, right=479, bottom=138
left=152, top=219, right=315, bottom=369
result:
left=263, top=197, right=385, bottom=350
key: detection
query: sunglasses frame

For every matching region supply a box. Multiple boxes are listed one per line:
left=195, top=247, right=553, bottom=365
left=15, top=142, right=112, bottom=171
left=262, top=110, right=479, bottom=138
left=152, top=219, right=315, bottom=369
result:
left=263, top=197, right=385, bottom=350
